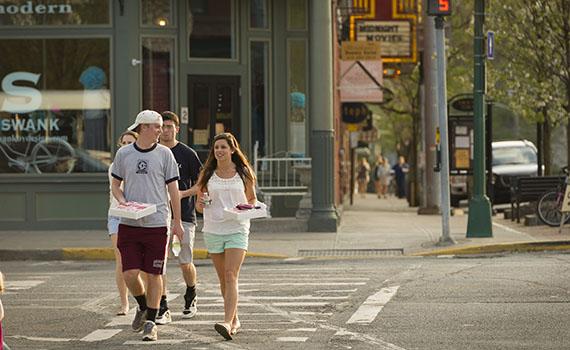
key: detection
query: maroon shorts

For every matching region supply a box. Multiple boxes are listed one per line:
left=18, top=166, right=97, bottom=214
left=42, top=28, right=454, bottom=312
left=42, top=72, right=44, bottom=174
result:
left=117, top=224, right=168, bottom=275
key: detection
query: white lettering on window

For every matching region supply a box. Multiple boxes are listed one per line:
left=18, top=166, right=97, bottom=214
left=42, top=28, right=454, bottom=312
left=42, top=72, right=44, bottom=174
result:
left=0, top=2, right=72, bottom=15
left=1, top=72, right=42, bottom=113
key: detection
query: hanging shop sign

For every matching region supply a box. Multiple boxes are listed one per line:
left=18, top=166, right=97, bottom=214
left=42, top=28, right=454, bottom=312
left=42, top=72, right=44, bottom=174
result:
left=356, top=20, right=412, bottom=58
left=341, top=41, right=382, bottom=61
left=339, top=60, right=383, bottom=103
left=341, top=103, right=369, bottom=124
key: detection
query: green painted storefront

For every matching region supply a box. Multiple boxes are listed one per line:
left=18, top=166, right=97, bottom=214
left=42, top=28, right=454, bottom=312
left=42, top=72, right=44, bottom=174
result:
left=0, top=0, right=323, bottom=230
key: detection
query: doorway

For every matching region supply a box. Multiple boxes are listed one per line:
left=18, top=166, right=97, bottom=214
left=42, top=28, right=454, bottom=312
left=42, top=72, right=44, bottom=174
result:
left=187, top=75, right=240, bottom=162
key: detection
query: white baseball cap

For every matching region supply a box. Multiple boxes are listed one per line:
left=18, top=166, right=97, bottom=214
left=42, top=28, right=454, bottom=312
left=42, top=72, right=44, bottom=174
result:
left=127, top=110, right=163, bottom=131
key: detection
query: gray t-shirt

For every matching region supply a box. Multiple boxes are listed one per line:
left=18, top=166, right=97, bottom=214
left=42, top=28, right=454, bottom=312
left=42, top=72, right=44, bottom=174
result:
left=111, top=142, right=179, bottom=228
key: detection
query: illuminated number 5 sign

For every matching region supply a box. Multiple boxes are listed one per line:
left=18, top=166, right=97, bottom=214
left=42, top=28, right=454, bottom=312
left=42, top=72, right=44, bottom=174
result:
left=427, top=0, right=452, bottom=16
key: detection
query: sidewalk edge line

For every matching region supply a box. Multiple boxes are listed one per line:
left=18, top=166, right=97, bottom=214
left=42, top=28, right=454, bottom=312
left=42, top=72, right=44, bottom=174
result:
left=411, top=240, right=570, bottom=256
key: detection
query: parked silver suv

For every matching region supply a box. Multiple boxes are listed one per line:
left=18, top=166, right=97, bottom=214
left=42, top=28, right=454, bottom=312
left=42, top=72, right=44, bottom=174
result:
left=450, top=140, right=539, bottom=206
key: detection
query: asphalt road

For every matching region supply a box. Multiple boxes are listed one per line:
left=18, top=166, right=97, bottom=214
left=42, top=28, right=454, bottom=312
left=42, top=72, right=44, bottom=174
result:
left=2, top=254, right=570, bottom=349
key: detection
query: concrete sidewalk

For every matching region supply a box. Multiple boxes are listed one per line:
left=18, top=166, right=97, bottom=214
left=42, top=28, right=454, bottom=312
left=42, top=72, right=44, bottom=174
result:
left=1, top=194, right=570, bottom=260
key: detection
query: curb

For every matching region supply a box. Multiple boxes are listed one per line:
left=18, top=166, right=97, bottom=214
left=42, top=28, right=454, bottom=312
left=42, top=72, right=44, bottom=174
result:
left=411, top=240, right=570, bottom=257
left=0, top=248, right=288, bottom=261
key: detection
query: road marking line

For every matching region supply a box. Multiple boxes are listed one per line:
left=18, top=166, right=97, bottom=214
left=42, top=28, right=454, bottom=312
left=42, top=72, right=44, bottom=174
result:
left=173, top=320, right=295, bottom=325
left=287, top=328, right=317, bottom=332
left=292, top=311, right=332, bottom=315
left=240, top=282, right=366, bottom=286
left=5, top=280, right=45, bottom=290
left=256, top=267, right=345, bottom=271
left=198, top=295, right=348, bottom=300
left=346, top=286, right=400, bottom=324
left=240, top=277, right=369, bottom=281
left=272, top=302, right=329, bottom=306
left=124, top=339, right=186, bottom=345
left=276, top=337, right=309, bottom=342
left=10, top=335, right=73, bottom=342
left=316, top=289, right=358, bottom=293
left=80, top=329, right=122, bottom=342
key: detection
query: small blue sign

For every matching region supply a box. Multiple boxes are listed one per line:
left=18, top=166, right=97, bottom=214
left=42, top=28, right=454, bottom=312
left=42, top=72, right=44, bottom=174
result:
left=487, top=31, right=495, bottom=60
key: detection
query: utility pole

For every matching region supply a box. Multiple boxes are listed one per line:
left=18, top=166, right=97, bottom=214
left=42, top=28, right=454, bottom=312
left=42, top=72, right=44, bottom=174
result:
left=466, top=0, right=493, bottom=237
left=427, top=0, right=454, bottom=244
left=418, top=1, right=441, bottom=215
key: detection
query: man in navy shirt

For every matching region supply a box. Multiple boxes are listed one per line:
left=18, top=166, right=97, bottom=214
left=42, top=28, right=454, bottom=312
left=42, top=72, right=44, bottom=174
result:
left=156, top=111, right=202, bottom=324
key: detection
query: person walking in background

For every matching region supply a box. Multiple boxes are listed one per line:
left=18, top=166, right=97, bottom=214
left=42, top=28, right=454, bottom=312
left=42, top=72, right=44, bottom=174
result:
left=374, top=156, right=391, bottom=199
left=195, top=132, right=257, bottom=340
left=392, top=155, right=409, bottom=199
left=1, top=271, right=4, bottom=350
left=356, top=158, right=370, bottom=198
left=155, top=111, right=202, bottom=325
left=111, top=110, right=184, bottom=342
left=108, top=130, right=138, bottom=316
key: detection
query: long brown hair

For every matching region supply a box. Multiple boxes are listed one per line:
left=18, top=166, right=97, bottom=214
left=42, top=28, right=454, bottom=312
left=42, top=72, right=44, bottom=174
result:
left=197, top=132, right=256, bottom=190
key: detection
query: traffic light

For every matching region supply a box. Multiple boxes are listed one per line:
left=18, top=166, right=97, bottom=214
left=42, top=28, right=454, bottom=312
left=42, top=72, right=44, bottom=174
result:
left=427, top=0, right=452, bottom=16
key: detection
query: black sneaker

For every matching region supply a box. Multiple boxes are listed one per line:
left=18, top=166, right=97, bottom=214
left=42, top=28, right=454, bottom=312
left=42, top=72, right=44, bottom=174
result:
left=182, top=294, right=197, bottom=318
left=132, top=308, right=147, bottom=332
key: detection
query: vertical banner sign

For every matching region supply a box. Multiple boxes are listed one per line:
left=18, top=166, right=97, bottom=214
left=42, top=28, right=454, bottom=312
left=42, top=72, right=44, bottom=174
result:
left=487, top=31, right=495, bottom=60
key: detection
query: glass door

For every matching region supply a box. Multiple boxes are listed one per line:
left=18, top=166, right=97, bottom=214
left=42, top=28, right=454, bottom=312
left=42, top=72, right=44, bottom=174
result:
left=187, top=75, right=240, bottom=162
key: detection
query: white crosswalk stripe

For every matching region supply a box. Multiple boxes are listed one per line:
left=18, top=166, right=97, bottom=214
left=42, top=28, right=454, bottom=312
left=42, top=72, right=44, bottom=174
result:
left=5, top=279, right=46, bottom=291
left=106, top=265, right=371, bottom=346
left=6, top=265, right=379, bottom=347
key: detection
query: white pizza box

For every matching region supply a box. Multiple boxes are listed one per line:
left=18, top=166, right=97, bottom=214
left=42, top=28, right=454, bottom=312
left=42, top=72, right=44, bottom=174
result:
left=109, top=202, right=157, bottom=220
left=223, top=202, right=268, bottom=221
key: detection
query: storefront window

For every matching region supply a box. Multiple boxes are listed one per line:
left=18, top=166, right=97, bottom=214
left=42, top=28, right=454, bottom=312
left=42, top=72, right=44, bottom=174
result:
left=188, top=0, right=235, bottom=59
left=249, top=0, right=268, bottom=29
left=0, top=0, right=110, bottom=26
left=288, top=39, right=307, bottom=156
left=142, top=37, right=174, bottom=113
left=250, top=41, right=268, bottom=155
left=287, top=0, right=307, bottom=31
left=141, top=0, right=172, bottom=27
left=0, top=38, right=111, bottom=174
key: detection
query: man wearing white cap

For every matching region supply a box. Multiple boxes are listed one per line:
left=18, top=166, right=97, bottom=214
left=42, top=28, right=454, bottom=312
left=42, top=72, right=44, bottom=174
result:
left=111, top=110, right=184, bottom=341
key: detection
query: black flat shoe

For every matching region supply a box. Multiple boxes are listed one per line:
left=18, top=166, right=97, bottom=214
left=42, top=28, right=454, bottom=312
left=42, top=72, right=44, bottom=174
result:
left=215, top=322, right=233, bottom=340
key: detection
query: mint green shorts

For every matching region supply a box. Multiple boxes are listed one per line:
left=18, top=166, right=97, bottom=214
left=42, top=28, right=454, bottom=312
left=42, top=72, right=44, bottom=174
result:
left=203, top=232, right=249, bottom=254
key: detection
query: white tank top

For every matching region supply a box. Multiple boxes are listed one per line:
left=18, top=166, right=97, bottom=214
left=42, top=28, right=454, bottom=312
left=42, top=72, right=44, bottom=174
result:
left=202, top=172, right=250, bottom=235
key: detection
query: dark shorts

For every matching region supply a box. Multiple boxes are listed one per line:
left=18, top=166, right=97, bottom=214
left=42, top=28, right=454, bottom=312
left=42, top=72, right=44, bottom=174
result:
left=117, top=224, right=168, bottom=275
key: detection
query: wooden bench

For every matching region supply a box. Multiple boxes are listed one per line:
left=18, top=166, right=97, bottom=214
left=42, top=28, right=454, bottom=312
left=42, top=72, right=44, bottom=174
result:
left=510, top=176, right=564, bottom=223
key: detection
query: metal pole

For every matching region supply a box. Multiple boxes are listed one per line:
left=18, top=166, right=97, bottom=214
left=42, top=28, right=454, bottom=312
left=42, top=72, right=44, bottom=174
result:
left=418, top=8, right=441, bottom=215
left=434, top=16, right=453, bottom=244
left=466, top=0, right=493, bottom=237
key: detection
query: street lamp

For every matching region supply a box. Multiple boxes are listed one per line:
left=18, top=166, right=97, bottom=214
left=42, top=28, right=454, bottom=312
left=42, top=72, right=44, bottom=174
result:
left=466, top=0, right=493, bottom=237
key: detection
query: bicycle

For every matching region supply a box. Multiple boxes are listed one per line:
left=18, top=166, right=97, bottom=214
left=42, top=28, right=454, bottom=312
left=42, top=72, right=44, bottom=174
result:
left=536, top=166, right=570, bottom=227
left=0, top=137, right=76, bottom=174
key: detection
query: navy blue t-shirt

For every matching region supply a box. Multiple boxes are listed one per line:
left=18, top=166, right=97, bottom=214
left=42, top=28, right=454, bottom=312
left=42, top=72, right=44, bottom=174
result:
left=170, top=142, right=202, bottom=224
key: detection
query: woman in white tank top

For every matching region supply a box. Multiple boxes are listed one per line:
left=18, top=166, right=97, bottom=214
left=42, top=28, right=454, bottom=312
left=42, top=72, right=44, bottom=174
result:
left=196, top=132, right=256, bottom=340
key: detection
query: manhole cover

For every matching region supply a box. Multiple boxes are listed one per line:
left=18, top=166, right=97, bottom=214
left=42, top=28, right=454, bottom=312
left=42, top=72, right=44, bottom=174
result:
left=297, top=248, right=404, bottom=257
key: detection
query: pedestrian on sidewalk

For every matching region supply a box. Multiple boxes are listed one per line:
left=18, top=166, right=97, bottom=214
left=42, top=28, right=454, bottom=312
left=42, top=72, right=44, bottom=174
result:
left=0, top=271, right=5, bottom=350
left=108, top=130, right=138, bottom=316
left=111, top=110, right=184, bottom=342
left=392, top=155, right=409, bottom=199
left=373, top=155, right=391, bottom=199
left=155, top=111, right=202, bottom=325
left=356, top=157, right=370, bottom=198
left=196, top=132, right=257, bottom=340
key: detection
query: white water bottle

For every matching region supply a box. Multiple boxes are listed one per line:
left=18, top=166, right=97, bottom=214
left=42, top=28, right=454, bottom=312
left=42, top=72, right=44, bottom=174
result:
left=171, top=234, right=181, bottom=257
